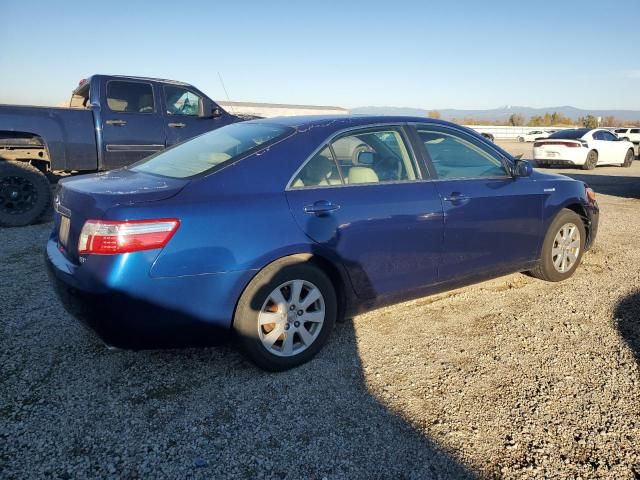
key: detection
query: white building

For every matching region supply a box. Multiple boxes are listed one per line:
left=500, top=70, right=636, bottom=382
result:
left=218, top=101, right=349, bottom=118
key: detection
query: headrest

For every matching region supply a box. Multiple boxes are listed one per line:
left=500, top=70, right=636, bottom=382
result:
left=348, top=166, right=378, bottom=184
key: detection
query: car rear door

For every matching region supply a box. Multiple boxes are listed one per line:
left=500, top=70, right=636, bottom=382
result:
left=100, top=79, right=166, bottom=169
left=285, top=125, right=444, bottom=300
left=161, top=84, right=233, bottom=146
left=412, top=124, right=544, bottom=282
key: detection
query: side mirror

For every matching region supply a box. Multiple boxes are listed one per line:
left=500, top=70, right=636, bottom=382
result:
left=513, top=159, right=533, bottom=177
left=201, top=106, right=223, bottom=119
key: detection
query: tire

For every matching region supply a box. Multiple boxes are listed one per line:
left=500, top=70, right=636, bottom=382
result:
left=518, top=137, right=525, bottom=142
left=621, top=137, right=630, bottom=142
left=623, top=148, right=634, bottom=167
left=581, top=150, right=598, bottom=170
left=0, top=161, right=51, bottom=227
left=233, top=257, right=337, bottom=371
left=527, top=209, right=586, bottom=282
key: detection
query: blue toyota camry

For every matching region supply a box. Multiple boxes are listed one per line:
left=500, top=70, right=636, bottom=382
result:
left=46, top=116, right=599, bottom=371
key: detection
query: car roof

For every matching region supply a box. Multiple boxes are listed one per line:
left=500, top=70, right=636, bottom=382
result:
left=246, top=114, right=459, bottom=130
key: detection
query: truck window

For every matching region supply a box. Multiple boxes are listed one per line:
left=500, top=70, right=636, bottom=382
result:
left=164, top=86, right=203, bottom=116
left=106, top=81, right=155, bottom=114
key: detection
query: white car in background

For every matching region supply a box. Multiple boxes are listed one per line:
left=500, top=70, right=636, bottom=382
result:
left=613, top=127, right=640, bottom=144
left=533, top=128, right=635, bottom=170
left=517, top=130, right=554, bottom=142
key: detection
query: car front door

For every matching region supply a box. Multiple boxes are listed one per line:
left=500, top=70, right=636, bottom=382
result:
left=285, top=126, right=444, bottom=300
left=412, top=124, right=544, bottom=282
left=162, top=85, right=232, bottom=147
left=100, top=80, right=166, bottom=169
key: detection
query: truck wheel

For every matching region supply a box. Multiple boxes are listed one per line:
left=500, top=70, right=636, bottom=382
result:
left=0, top=161, right=52, bottom=227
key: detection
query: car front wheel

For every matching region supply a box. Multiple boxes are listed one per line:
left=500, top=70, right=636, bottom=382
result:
left=527, top=209, right=586, bottom=282
left=623, top=149, right=634, bottom=167
left=234, top=257, right=337, bottom=371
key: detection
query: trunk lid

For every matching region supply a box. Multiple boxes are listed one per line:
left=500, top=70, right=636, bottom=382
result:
left=54, top=169, right=188, bottom=262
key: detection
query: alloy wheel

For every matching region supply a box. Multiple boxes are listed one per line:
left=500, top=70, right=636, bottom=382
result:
left=551, top=222, right=581, bottom=273
left=258, top=280, right=325, bottom=357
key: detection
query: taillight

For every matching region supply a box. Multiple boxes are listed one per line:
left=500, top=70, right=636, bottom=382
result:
left=535, top=141, right=580, bottom=148
left=78, top=218, right=180, bottom=255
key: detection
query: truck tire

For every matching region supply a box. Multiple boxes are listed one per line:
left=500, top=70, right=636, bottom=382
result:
left=0, top=161, right=52, bottom=227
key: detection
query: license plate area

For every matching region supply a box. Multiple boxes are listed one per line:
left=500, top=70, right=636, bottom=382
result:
left=546, top=151, right=558, bottom=158
left=59, top=215, right=71, bottom=248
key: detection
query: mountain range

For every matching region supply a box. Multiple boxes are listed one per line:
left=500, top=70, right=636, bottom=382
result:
left=351, top=105, right=640, bottom=122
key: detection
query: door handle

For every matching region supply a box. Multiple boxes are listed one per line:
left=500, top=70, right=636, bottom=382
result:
left=443, top=192, right=470, bottom=205
left=168, top=122, right=186, bottom=128
left=304, top=200, right=341, bottom=215
left=105, top=119, right=127, bottom=126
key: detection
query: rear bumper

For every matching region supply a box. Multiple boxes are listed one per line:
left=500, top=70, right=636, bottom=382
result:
left=45, top=237, right=254, bottom=349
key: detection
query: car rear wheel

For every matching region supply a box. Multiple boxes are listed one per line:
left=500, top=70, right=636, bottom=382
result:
left=582, top=150, right=598, bottom=170
left=234, top=257, right=337, bottom=371
left=623, top=149, right=634, bottom=167
left=0, top=161, right=51, bottom=227
left=527, top=209, right=586, bottom=282
left=518, top=137, right=525, bottom=142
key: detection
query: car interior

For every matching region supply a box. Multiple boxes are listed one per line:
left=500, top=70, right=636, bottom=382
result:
left=106, top=82, right=155, bottom=113
left=292, top=130, right=417, bottom=187
left=417, top=130, right=507, bottom=179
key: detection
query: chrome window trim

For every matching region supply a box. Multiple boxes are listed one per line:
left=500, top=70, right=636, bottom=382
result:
left=285, top=122, right=423, bottom=191
left=411, top=122, right=514, bottom=180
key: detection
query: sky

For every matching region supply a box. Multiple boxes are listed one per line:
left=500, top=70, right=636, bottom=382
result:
left=2, top=0, right=639, bottom=110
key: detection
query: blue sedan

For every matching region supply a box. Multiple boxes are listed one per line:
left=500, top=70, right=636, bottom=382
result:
left=45, top=116, right=599, bottom=370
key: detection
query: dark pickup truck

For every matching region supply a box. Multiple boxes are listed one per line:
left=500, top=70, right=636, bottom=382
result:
left=0, top=74, right=244, bottom=226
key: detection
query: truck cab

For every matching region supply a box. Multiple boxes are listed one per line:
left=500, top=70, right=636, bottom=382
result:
left=0, top=74, right=243, bottom=226
left=69, top=75, right=238, bottom=169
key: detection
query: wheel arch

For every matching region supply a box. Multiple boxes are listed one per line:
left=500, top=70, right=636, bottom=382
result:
left=231, top=252, right=353, bottom=327
left=559, top=202, right=591, bottom=242
left=0, top=131, right=51, bottom=168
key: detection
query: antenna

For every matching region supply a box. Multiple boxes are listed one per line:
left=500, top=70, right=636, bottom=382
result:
left=217, top=72, right=236, bottom=115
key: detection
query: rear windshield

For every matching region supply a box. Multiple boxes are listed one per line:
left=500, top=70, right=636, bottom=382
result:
left=132, top=122, right=293, bottom=178
left=548, top=129, right=590, bottom=140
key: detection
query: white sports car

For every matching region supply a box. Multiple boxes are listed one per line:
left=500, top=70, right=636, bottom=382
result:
left=533, top=128, right=635, bottom=170
left=517, top=130, right=553, bottom=142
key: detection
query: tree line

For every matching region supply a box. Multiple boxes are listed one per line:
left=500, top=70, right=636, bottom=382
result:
left=427, top=110, right=640, bottom=128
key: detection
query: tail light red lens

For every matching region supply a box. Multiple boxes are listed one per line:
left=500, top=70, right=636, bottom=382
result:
left=535, top=141, right=580, bottom=148
left=78, top=218, right=180, bottom=255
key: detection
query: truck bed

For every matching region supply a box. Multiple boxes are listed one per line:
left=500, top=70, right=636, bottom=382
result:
left=0, top=105, right=98, bottom=171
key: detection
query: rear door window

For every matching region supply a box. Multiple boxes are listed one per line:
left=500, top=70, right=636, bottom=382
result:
left=107, top=81, right=155, bottom=114
left=291, top=127, right=420, bottom=187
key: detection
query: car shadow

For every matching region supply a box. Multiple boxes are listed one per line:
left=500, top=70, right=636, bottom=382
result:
left=27, top=256, right=476, bottom=478
left=615, top=290, right=640, bottom=366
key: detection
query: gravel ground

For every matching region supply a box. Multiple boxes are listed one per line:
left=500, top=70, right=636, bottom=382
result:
left=1, top=160, right=639, bottom=479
